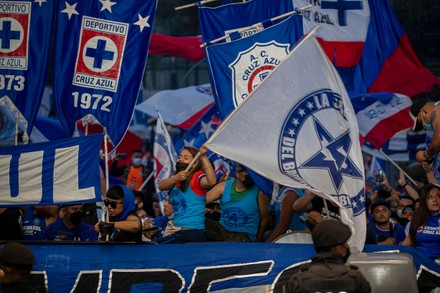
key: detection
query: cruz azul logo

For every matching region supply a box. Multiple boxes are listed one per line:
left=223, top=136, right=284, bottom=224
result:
left=73, top=16, right=128, bottom=92
left=278, top=90, right=364, bottom=211
left=229, top=41, right=289, bottom=108
left=0, top=1, right=30, bottom=70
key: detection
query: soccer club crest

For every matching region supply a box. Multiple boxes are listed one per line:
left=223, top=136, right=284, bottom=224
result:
left=229, top=41, right=289, bottom=108
left=278, top=89, right=364, bottom=208
left=0, top=1, right=31, bottom=70
left=73, top=16, right=128, bottom=92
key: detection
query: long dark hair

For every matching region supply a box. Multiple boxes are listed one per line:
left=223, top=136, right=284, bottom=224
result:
left=179, top=146, right=202, bottom=192
left=409, top=184, right=438, bottom=245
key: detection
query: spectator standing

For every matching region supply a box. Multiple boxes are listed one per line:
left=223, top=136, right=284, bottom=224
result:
left=21, top=206, right=58, bottom=241
left=370, top=199, right=406, bottom=245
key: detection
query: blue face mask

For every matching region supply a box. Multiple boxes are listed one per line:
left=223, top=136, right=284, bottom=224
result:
left=132, top=158, right=142, bottom=166
left=397, top=210, right=403, bottom=217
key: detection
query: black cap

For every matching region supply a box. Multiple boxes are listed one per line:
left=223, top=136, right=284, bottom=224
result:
left=370, top=198, right=390, bottom=212
left=312, top=220, right=351, bottom=249
left=409, top=98, right=428, bottom=132
left=0, top=242, right=35, bottom=267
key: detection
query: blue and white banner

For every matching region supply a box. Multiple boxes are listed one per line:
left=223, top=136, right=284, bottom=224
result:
left=206, top=34, right=366, bottom=251
left=15, top=243, right=440, bottom=292
left=53, top=0, right=158, bottom=147
left=198, top=0, right=294, bottom=43
left=0, top=0, right=55, bottom=134
left=205, top=15, right=303, bottom=119
left=153, top=111, right=177, bottom=206
left=0, top=134, right=103, bottom=206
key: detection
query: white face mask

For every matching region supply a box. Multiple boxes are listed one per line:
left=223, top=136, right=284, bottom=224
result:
left=132, top=158, right=142, bottom=166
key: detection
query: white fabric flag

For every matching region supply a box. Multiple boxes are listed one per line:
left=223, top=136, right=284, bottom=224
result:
left=153, top=111, right=178, bottom=213
left=206, top=34, right=366, bottom=251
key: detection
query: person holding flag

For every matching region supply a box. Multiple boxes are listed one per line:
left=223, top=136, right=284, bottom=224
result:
left=157, top=145, right=216, bottom=244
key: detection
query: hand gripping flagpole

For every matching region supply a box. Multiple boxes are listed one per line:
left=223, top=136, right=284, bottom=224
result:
left=379, top=149, right=417, bottom=186
left=200, top=5, right=312, bottom=48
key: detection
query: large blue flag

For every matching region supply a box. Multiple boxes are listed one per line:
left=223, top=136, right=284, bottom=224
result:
left=0, top=134, right=103, bottom=206
left=205, top=15, right=303, bottom=119
left=53, top=0, right=157, bottom=147
left=198, top=0, right=294, bottom=43
left=0, top=0, right=55, bottom=134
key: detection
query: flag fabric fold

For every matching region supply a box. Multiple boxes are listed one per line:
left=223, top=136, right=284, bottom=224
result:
left=351, top=92, right=413, bottom=149
left=53, top=0, right=158, bottom=148
left=206, top=34, right=366, bottom=251
left=0, top=0, right=56, bottom=134
left=153, top=111, right=178, bottom=207
left=0, top=134, right=103, bottom=206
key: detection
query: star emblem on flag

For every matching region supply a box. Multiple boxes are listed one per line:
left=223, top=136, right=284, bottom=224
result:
left=61, top=1, right=79, bottom=19
left=134, top=14, right=150, bottom=32
left=99, top=0, right=117, bottom=12
left=199, top=119, right=214, bottom=139
left=300, top=116, right=363, bottom=192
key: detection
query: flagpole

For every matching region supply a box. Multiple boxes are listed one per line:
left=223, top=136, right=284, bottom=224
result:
left=185, top=152, right=201, bottom=172
left=103, top=128, right=110, bottom=242
left=175, top=0, right=249, bottom=11
left=379, top=149, right=417, bottom=186
left=201, top=5, right=312, bottom=48
left=14, top=116, right=18, bottom=146
left=138, top=171, right=154, bottom=191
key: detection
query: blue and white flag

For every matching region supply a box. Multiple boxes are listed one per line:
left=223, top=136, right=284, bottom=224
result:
left=362, top=131, right=426, bottom=162
left=0, top=134, right=103, bottom=206
left=198, top=0, right=294, bottom=43
left=205, top=15, right=303, bottom=119
left=0, top=0, right=55, bottom=134
left=153, top=111, right=177, bottom=207
left=206, top=34, right=366, bottom=251
left=53, top=0, right=158, bottom=147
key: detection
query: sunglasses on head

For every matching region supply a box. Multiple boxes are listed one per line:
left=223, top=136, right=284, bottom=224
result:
left=104, top=199, right=123, bottom=209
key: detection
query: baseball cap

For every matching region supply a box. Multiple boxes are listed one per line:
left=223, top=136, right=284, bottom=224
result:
left=312, top=220, right=351, bottom=249
left=370, top=198, right=391, bottom=212
left=409, top=98, right=428, bottom=132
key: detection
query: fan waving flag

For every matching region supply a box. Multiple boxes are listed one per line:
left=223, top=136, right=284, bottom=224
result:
left=198, top=0, right=293, bottom=43
left=0, top=0, right=56, bottom=134
left=53, top=0, right=158, bottom=148
left=205, top=15, right=303, bottom=119
left=0, top=134, right=103, bottom=206
left=293, top=0, right=439, bottom=97
left=352, top=92, right=413, bottom=149
left=153, top=111, right=178, bottom=206
left=206, top=34, right=366, bottom=251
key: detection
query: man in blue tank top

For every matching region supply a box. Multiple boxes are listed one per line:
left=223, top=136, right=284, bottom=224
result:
left=206, top=164, right=270, bottom=242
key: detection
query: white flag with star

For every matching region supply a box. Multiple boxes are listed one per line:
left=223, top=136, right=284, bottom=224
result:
left=206, top=33, right=366, bottom=251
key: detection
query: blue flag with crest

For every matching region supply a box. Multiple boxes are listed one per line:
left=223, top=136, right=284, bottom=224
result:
left=53, top=0, right=157, bottom=147
left=198, top=0, right=294, bottom=43
left=205, top=15, right=303, bottom=120
left=0, top=0, right=55, bottom=134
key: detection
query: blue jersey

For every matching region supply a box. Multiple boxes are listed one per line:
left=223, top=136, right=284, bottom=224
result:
left=414, top=215, right=440, bottom=260
left=219, top=180, right=260, bottom=241
left=271, top=186, right=306, bottom=231
left=46, top=219, right=98, bottom=241
left=22, top=208, right=47, bottom=240
left=372, top=222, right=406, bottom=244
left=170, top=172, right=206, bottom=230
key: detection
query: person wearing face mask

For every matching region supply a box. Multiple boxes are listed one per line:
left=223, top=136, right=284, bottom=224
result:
left=205, top=163, right=270, bottom=242
left=410, top=98, right=440, bottom=179
left=45, top=204, right=98, bottom=241
left=110, top=149, right=155, bottom=198
left=158, top=145, right=217, bottom=244
left=286, top=220, right=371, bottom=293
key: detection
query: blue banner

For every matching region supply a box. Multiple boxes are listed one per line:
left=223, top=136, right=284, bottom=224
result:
left=14, top=242, right=440, bottom=292
left=205, top=15, right=303, bottom=120
left=0, top=0, right=55, bottom=134
left=53, top=0, right=158, bottom=147
left=198, top=0, right=294, bottom=42
left=0, top=134, right=103, bottom=206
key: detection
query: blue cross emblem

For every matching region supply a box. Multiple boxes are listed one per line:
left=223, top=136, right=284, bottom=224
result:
left=0, top=20, right=21, bottom=49
left=321, top=0, right=364, bottom=26
left=85, top=39, right=114, bottom=69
